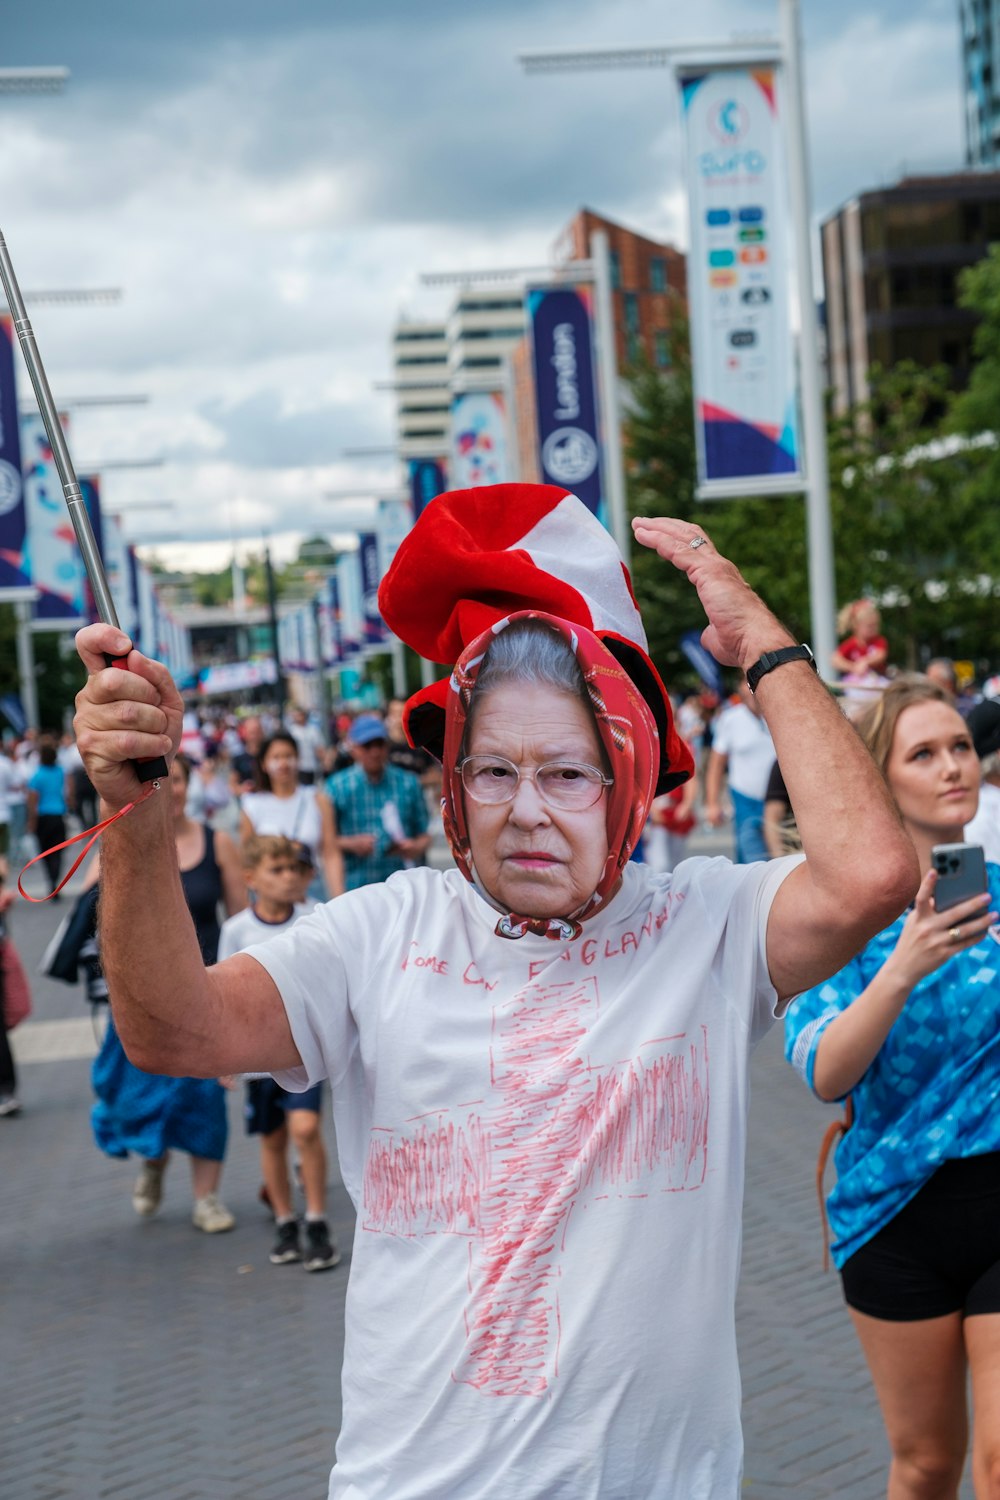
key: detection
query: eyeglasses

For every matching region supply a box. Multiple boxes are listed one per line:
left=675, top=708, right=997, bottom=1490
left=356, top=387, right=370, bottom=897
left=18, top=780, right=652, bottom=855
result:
left=459, top=755, right=613, bottom=810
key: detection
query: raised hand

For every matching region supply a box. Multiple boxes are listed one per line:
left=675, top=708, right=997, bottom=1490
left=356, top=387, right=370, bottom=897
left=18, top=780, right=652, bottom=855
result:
left=74, top=624, right=182, bottom=811
left=631, top=516, right=794, bottom=669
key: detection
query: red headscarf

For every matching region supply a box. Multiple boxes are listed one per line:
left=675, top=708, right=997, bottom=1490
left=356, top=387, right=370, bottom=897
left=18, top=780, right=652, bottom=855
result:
left=440, top=611, right=659, bottom=942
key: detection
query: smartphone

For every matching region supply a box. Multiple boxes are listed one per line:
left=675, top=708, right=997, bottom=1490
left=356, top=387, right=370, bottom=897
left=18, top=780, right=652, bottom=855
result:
left=931, top=843, right=987, bottom=914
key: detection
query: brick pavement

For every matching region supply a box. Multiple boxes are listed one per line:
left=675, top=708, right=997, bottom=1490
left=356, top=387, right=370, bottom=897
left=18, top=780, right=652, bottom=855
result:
left=1, top=841, right=975, bottom=1498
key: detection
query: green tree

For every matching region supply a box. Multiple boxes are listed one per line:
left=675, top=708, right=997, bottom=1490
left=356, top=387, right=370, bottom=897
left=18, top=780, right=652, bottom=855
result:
left=831, top=360, right=999, bottom=668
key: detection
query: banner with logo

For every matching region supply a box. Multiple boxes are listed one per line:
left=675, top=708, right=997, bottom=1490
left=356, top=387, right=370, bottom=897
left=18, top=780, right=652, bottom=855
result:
left=78, top=476, right=105, bottom=625
left=0, top=316, right=30, bottom=594
left=135, top=553, right=157, bottom=655
left=376, top=496, right=411, bottom=582
left=318, top=572, right=342, bottom=669
left=407, top=458, right=447, bottom=518
left=103, top=514, right=138, bottom=641
left=358, top=531, right=387, bottom=647
left=677, top=64, right=802, bottom=492
left=336, top=551, right=362, bottom=659
left=21, top=410, right=88, bottom=626
left=527, top=285, right=604, bottom=520
left=450, top=391, right=509, bottom=489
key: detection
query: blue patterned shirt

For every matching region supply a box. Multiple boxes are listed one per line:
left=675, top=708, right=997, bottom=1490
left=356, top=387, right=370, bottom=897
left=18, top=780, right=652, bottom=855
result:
left=784, top=863, right=1000, bottom=1268
left=326, top=762, right=429, bottom=891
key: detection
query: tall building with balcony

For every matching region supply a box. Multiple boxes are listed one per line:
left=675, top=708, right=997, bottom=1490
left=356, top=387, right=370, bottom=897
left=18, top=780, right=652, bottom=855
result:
left=446, top=287, right=527, bottom=390
left=821, top=171, right=1000, bottom=414
left=961, top=0, right=1000, bottom=166
left=391, top=319, right=450, bottom=462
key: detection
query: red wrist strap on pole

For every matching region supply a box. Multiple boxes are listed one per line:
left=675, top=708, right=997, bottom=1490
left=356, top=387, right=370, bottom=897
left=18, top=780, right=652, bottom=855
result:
left=17, top=781, right=160, bottom=903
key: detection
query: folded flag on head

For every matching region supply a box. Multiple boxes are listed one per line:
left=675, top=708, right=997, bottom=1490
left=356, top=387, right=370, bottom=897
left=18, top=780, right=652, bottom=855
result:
left=378, top=482, right=693, bottom=796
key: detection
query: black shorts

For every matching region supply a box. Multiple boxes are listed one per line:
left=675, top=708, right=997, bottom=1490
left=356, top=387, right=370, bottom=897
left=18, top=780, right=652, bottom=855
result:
left=244, top=1078, right=323, bottom=1136
left=841, top=1151, right=1000, bottom=1321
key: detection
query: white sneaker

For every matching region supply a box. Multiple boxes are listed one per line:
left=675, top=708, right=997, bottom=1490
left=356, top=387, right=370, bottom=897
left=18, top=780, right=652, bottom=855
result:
left=0, top=1094, right=21, bottom=1117
left=192, top=1193, right=235, bottom=1233
left=132, top=1158, right=166, bottom=1216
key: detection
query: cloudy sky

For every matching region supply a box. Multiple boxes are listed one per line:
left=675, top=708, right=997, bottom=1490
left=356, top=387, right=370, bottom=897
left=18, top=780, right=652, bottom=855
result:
left=2, top=0, right=965, bottom=569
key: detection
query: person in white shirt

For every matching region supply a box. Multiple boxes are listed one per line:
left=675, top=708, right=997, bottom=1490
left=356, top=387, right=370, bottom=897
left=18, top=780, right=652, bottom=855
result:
left=0, top=745, right=26, bottom=870
left=964, top=697, right=1000, bottom=864
left=72, top=484, right=917, bottom=1500
left=288, top=706, right=327, bottom=786
left=704, top=680, right=776, bottom=863
left=218, top=833, right=339, bottom=1274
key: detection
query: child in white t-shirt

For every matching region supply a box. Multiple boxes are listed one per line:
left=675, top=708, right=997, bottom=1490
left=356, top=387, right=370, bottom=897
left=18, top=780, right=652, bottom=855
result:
left=218, top=834, right=339, bottom=1272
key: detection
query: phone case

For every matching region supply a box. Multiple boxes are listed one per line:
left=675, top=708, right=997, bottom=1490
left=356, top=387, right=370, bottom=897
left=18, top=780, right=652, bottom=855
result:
left=931, top=843, right=987, bottom=913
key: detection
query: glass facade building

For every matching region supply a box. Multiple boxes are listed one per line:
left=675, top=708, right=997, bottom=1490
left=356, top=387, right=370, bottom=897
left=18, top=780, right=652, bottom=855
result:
left=961, top=0, right=1000, bottom=166
left=821, top=173, right=1000, bottom=413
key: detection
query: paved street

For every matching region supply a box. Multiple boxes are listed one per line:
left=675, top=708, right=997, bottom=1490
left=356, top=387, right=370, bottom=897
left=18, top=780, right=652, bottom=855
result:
left=2, top=833, right=975, bottom=1499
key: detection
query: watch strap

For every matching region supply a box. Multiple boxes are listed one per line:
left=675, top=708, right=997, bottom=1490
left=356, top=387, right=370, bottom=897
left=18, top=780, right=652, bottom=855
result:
left=746, top=644, right=816, bottom=694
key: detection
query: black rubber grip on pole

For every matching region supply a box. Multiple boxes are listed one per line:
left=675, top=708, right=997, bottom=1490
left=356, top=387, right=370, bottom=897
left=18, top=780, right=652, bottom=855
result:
left=104, top=653, right=170, bottom=782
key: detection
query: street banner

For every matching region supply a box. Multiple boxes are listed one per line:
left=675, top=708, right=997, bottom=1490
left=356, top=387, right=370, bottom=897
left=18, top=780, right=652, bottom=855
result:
left=407, top=458, right=447, bottom=517
left=450, top=391, right=509, bottom=489
left=376, top=496, right=411, bottom=581
left=527, top=285, right=604, bottom=521
left=358, top=530, right=386, bottom=646
left=78, top=476, right=104, bottom=624
left=677, top=64, right=802, bottom=492
left=336, top=551, right=362, bottom=659
left=21, top=410, right=88, bottom=626
left=318, top=572, right=342, bottom=669
left=679, top=629, right=724, bottom=696
left=198, top=659, right=277, bottom=697
left=103, top=515, right=138, bottom=641
left=0, top=316, right=30, bottom=593
left=135, top=554, right=157, bottom=655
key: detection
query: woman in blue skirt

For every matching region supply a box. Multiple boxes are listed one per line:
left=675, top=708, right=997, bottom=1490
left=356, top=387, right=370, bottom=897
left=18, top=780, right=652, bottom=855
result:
left=92, top=754, right=245, bottom=1232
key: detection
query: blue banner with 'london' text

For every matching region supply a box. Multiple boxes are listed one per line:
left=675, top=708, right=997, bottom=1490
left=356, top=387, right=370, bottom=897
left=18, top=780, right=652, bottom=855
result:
left=528, top=285, right=604, bottom=521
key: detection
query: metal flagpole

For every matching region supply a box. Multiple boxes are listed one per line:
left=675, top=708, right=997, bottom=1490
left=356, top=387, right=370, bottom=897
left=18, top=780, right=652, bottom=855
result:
left=590, top=230, right=631, bottom=567
left=779, top=0, right=837, bottom=675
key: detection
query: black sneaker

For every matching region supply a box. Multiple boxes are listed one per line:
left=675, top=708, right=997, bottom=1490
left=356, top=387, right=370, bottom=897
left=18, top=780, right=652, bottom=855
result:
left=269, top=1219, right=302, bottom=1265
left=302, top=1220, right=341, bottom=1273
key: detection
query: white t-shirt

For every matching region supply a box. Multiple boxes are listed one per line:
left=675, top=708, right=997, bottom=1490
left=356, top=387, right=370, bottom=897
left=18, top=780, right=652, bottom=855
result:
left=966, top=781, right=1000, bottom=866
left=0, top=756, right=25, bottom=822
left=711, top=703, right=775, bottom=801
left=289, top=720, right=326, bottom=775
left=241, top=788, right=323, bottom=864
left=217, top=902, right=315, bottom=961
left=246, top=855, right=797, bottom=1500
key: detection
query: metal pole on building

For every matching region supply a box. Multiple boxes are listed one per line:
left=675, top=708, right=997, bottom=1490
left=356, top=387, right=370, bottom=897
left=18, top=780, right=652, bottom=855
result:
left=15, top=598, right=39, bottom=731
left=264, top=545, right=286, bottom=725
left=590, top=230, right=631, bottom=567
left=779, top=0, right=837, bottom=675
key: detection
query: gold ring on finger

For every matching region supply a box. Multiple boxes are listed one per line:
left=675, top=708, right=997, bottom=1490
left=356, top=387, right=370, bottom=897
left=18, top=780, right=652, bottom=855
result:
left=949, top=925, right=962, bottom=942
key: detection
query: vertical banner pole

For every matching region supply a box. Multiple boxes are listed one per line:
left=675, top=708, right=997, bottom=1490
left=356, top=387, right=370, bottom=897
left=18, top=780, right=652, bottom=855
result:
left=391, top=639, right=408, bottom=698
left=590, top=230, right=630, bottom=567
left=15, top=599, right=38, bottom=731
left=780, top=0, right=837, bottom=676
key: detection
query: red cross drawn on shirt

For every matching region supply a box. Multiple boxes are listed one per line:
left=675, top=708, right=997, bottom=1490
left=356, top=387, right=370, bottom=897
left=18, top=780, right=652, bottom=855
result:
left=362, top=976, right=710, bottom=1398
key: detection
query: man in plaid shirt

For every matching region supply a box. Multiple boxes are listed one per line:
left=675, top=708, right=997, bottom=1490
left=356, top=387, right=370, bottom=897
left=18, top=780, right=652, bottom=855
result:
left=326, top=715, right=431, bottom=891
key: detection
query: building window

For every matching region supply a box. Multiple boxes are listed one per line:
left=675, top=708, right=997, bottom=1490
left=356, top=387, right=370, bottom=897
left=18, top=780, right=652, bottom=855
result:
left=624, top=292, right=640, bottom=332
left=650, top=257, right=668, bottom=293
left=610, top=250, right=622, bottom=290
left=654, top=330, right=671, bottom=368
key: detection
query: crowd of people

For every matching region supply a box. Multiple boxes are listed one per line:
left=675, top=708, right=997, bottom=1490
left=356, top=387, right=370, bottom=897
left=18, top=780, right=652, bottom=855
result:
left=3, top=481, right=1000, bottom=1497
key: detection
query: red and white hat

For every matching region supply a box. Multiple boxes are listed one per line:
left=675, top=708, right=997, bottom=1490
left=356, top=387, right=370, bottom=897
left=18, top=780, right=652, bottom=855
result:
left=378, top=483, right=693, bottom=795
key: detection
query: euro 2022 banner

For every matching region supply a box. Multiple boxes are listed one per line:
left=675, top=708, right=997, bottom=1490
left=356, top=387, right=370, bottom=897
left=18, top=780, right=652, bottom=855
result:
left=678, top=64, right=802, bottom=493
left=0, top=315, right=30, bottom=594
left=450, top=390, right=509, bottom=489
left=527, top=284, right=604, bottom=522
left=21, top=409, right=91, bottom=624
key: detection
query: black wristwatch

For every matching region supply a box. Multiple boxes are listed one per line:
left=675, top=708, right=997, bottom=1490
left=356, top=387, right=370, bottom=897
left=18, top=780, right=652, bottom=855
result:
left=746, top=644, right=817, bottom=695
